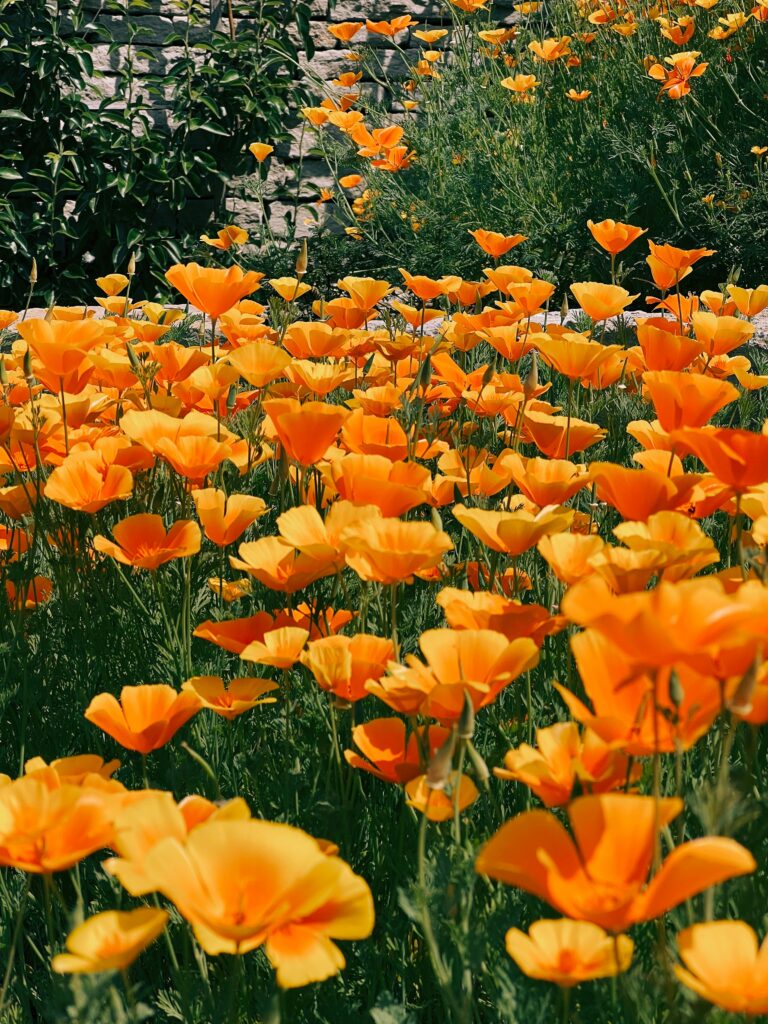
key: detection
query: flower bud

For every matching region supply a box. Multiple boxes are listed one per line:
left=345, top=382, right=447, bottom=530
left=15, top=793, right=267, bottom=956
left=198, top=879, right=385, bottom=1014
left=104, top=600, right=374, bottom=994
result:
left=523, top=350, right=539, bottom=398
left=457, top=691, right=475, bottom=741
left=127, top=252, right=137, bottom=277
left=426, top=730, right=456, bottom=791
left=295, top=240, right=308, bottom=279
left=29, top=258, right=38, bottom=284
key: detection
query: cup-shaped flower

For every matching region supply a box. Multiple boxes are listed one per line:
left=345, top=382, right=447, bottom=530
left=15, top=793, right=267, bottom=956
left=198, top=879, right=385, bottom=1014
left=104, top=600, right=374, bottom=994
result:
left=476, top=794, right=755, bottom=931
left=495, top=722, right=635, bottom=806
left=52, top=908, right=169, bottom=974
left=263, top=398, right=349, bottom=466
left=0, top=776, right=115, bottom=873
left=341, top=518, right=453, bottom=584
left=45, top=450, right=133, bottom=513
left=301, top=634, right=394, bottom=702
left=642, top=370, right=739, bottom=431
left=505, top=919, right=633, bottom=985
left=165, top=263, right=263, bottom=318
left=405, top=772, right=479, bottom=822
left=93, top=515, right=201, bottom=570
left=454, top=503, right=573, bottom=557
left=344, top=718, right=451, bottom=784
left=570, top=283, right=639, bottom=322
left=193, top=488, right=267, bottom=547
left=181, top=676, right=278, bottom=719
left=674, top=921, right=768, bottom=1015
left=587, top=219, right=647, bottom=255
left=134, top=819, right=374, bottom=986
left=670, top=427, right=768, bottom=492
left=85, top=684, right=202, bottom=754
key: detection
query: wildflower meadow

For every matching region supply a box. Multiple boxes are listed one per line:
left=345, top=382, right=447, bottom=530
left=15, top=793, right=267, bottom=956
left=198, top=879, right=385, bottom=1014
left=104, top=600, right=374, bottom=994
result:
left=2, top=1, right=768, bottom=1023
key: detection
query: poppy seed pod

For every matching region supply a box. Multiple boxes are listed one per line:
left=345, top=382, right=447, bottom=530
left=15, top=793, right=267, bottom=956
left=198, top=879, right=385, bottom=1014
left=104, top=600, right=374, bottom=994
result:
left=29, top=258, right=38, bottom=284
left=457, top=691, right=475, bottom=740
left=295, top=240, right=308, bottom=279
left=427, top=729, right=457, bottom=791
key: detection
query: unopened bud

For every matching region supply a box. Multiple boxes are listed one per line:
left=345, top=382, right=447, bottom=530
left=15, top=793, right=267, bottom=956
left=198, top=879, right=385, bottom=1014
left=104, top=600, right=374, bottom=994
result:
left=126, top=341, right=141, bottom=373
left=426, top=730, right=456, bottom=791
left=0, top=360, right=7, bottom=387
left=457, top=691, right=475, bottom=740
left=44, top=305, right=54, bottom=321
left=227, top=383, right=237, bottom=413
left=295, top=239, right=308, bottom=278
left=669, top=669, right=685, bottom=708
left=481, top=357, right=496, bottom=389
left=23, top=348, right=33, bottom=379
left=127, top=252, right=136, bottom=277
left=523, top=350, right=539, bottom=398
left=560, top=293, right=569, bottom=323
left=466, top=740, right=490, bottom=786
left=418, top=353, right=432, bottom=391
left=430, top=506, right=443, bottom=533
left=29, top=258, right=38, bottom=284
left=728, top=654, right=760, bottom=717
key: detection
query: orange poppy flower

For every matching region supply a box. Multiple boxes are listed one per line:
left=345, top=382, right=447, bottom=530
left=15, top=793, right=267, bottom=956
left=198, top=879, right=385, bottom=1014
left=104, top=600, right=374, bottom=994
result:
left=192, top=488, right=267, bottom=546
left=528, top=35, right=572, bottom=60
left=344, top=718, right=451, bottom=783
left=366, top=15, right=415, bottom=36
left=0, top=775, right=115, bottom=873
left=337, top=276, right=391, bottom=310
left=155, top=433, right=233, bottom=481
left=342, top=518, right=453, bottom=584
left=469, top=229, right=527, bottom=258
left=670, top=427, right=768, bottom=492
left=405, top=772, right=479, bottom=822
left=494, top=721, right=635, bottom=806
left=367, top=629, right=538, bottom=722
left=181, top=675, right=278, bottom=719
left=674, top=921, right=768, bottom=1015
left=647, top=239, right=714, bottom=274
left=263, top=398, right=349, bottom=466
left=505, top=920, right=633, bottom=986
left=94, top=515, right=201, bottom=570
left=85, top=683, right=202, bottom=753
left=524, top=410, right=607, bottom=458
left=399, top=269, right=459, bottom=302
left=587, top=219, right=647, bottom=255
left=44, top=449, right=133, bottom=513
left=727, top=284, right=768, bottom=318
left=239, top=625, right=309, bottom=668
left=165, top=263, right=263, bottom=318
left=476, top=793, right=755, bottom=931
left=642, top=370, right=738, bottom=431
left=691, top=311, right=755, bottom=356
left=230, top=536, right=331, bottom=592
left=454, top=503, right=573, bottom=556
left=131, top=818, right=374, bottom=985
left=589, top=462, right=699, bottom=520
left=636, top=318, right=702, bottom=371
left=436, top=587, right=563, bottom=644
left=537, top=533, right=603, bottom=585
left=17, top=318, right=115, bottom=379
left=570, top=283, right=638, bottom=321
left=500, top=451, right=591, bottom=506
left=328, top=21, right=364, bottom=42
left=52, top=908, right=169, bottom=974
left=328, top=454, right=431, bottom=515
left=301, top=634, right=394, bottom=702
left=223, top=342, right=291, bottom=388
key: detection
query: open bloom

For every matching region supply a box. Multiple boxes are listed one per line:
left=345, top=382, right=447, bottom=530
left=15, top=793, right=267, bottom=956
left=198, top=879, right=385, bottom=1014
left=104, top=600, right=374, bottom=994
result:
left=342, top=518, right=453, bottom=584
left=93, top=515, right=201, bottom=570
left=165, top=263, right=263, bottom=318
left=505, top=919, right=633, bottom=985
left=45, top=450, right=133, bottom=513
left=301, top=634, right=394, bottom=702
left=587, top=219, right=647, bottom=255
left=674, top=921, right=768, bottom=1015
left=495, top=722, right=635, bottom=806
left=264, top=398, right=349, bottom=466
left=192, top=488, right=267, bottom=546
left=181, top=676, right=278, bottom=719
left=469, top=229, right=527, bottom=258
left=85, top=684, right=202, bottom=754
left=345, top=718, right=451, bottom=783
left=570, top=283, right=638, bottom=321
left=368, top=629, right=539, bottom=722
left=648, top=51, right=708, bottom=99
left=0, top=776, right=115, bottom=873
left=133, top=818, right=374, bottom=986
left=476, top=794, right=755, bottom=931
left=52, top=908, right=169, bottom=974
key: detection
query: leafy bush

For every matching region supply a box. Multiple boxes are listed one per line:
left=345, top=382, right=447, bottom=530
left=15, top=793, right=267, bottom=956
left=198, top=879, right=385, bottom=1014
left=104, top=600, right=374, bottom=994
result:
left=304, top=1, right=768, bottom=291
left=0, top=0, right=312, bottom=304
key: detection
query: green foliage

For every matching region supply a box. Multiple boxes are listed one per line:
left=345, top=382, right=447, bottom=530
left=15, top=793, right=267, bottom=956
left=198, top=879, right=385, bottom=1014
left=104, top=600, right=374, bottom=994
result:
left=307, top=1, right=768, bottom=291
left=0, top=0, right=311, bottom=304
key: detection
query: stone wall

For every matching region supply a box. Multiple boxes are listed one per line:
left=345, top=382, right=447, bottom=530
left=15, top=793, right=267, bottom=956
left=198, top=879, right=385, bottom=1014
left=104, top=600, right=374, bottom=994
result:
left=83, top=0, right=459, bottom=239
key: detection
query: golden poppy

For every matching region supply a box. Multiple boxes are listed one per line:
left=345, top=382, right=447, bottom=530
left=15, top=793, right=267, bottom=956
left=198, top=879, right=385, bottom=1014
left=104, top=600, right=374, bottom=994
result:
left=85, top=684, right=202, bottom=753
left=344, top=718, right=451, bottom=784
left=477, top=793, right=755, bottom=931
left=505, top=919, right=633, bottom=985
left=44, top=450, right=133, bottom=513
left=301, top=634, right=394, bottom=702
left=93, top=515, right=201, bottom=570
left=52, top=908, right=169, bottom=974
left=192, top=488, right=267, bottom=547
left=587, top=219, right=647, bottom=254
left=674, top=921, right=768, bottom=1015
left=181, top=675, right=278, bottom=719
left=165, top=263, right=263, bottom=318
left=341, top=518, right=453, bottom=584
